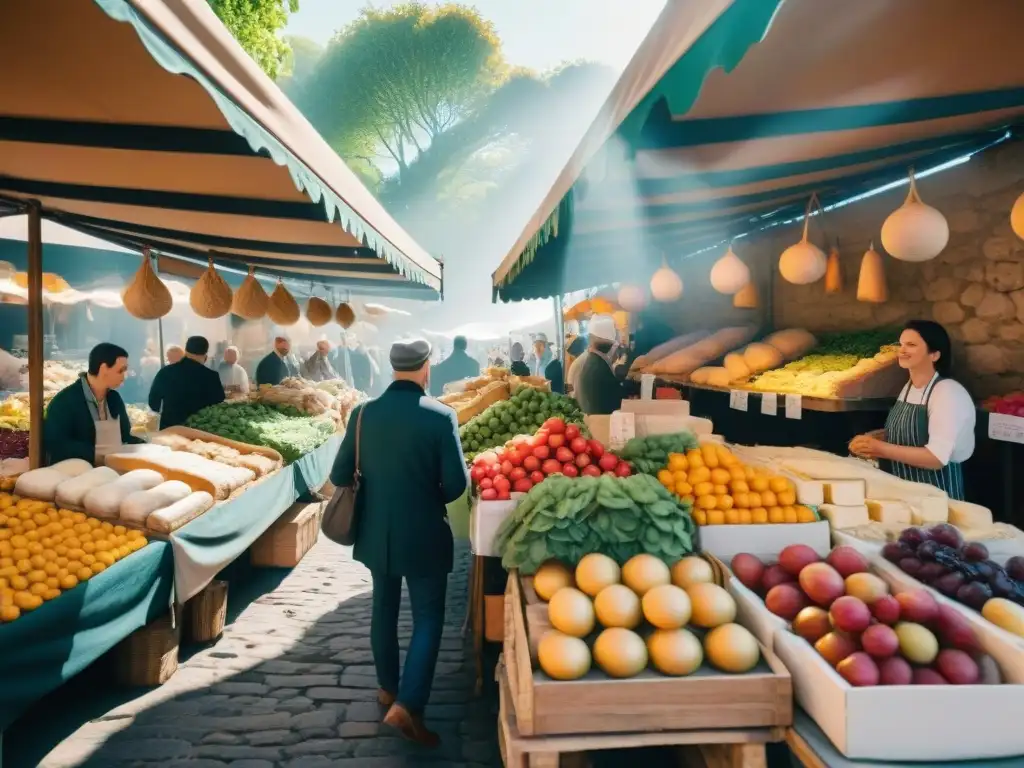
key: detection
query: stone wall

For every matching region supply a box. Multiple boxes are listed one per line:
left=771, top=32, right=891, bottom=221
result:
left=734, top=139, right=1024, bottom=398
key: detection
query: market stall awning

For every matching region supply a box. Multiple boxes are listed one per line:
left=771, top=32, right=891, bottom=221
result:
left=0, top=0, right=442, bottom=299
left=492, top=0, right=1024, bottom=302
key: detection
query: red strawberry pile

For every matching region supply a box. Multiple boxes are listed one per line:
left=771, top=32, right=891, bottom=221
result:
left=469, top=417, right=631, bottom=501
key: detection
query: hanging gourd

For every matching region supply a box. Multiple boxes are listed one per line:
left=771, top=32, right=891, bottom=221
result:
left=733, top=280, right=759, bottom=308
left=824, top=245, right=843, bottom=294
left=189, top=258, right=233, bottom=319
left=267, top=281, right=300, bottom=325
left=306, top=296, right=333, bottom=327
left=650, top=258, right=683, bottom=302
left=856, top=243, right=888, bottom=303
left=336, top=302, right=356, bottom=329
left=709, top=244, right=750, bottom=294
left=880, top=170, right=948, bottom=261
left=617, top=284, right=646, bottom=312
left=231, top=267, right=269, bottom=320
left=122, top=252, right=172, bottom=320
left=1011, top=191, right=1024, bottom=241
left=779, top=196, right=827, bottom=285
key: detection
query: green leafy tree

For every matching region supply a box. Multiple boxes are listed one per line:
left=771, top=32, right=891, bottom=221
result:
left=208, top=0, right=299, bottom=79
left=278, top=35, right=323, bottom=96
left=299, top=2, right=504, bottom=176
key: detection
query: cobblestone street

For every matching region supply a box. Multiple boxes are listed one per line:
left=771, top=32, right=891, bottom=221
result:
left=7, top=540, right=501, bottom=768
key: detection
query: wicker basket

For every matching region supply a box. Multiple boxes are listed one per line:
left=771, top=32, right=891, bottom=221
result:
left=115, top=607, right=181, bottom=687
left=251, top=501, right=323, bottom=568
left=187, top=579, right=228, bottom=643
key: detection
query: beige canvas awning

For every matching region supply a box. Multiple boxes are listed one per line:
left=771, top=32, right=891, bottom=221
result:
left=0, top=0, right=442, bottom=299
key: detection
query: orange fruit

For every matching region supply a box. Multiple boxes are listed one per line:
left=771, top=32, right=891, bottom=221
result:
left=688, top=466, right=711, bottom=485
left=783, top=506, right=798, bottom=524
left=697, top=495, right=717, bottom=510
left=724, top=509, right=740, bottom=525
left=761, top=491, right=778, bottom=508
left=777, top=489, right=797, bottom=506
left=733, top=492, right=750, bottom=509
left=738, top=508, right=753, bottom=525
left=716, top=495, right=735, bottom=511
left=694, top=482, right=715, bottom=498
left=751, top=507, right=768, bottom=524
left=713, top=484, right=729, bottom=496
left=769, top=477, right=791, bottom=494
left=710, top=468, right=731, bottom=485
left=730, top=480, right=750, bottom=494
left=706, top=510, right=725, bottom=525
left=668, top=453, right=689, bottom=471
left=692, top=509, right=708, bottom=526
left=747, top=492, right=762, bottom=509
left=767, top=507, right=785, bottom=524
left=797, top=506, right=817, bottom=523
left=750, top=477, right=769, bottom=493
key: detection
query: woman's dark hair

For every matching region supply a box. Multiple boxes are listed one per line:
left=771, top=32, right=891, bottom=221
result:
left=567, top=335, right=587, bottom=357
left=903, top=319, right=953, bottom=378
left=88, top=343, right=128, bottom=375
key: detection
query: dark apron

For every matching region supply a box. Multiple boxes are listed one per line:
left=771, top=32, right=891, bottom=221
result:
left=882, top=373, right=965, bottom=500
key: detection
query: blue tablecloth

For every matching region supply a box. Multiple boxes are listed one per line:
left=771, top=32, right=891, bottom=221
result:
left=0, top=540, right=173, bottom=730
left=169, top=434, right=341, bottom=603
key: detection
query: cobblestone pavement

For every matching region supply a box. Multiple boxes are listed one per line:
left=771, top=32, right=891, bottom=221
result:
left=19, top=539, right=501, bottom=768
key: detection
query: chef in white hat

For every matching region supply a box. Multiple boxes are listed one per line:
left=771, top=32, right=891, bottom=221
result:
left=574, top=314, right=626, bottom=415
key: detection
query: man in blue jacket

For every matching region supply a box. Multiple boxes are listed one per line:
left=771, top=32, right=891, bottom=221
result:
left=330, top=338, right=467, bottom=747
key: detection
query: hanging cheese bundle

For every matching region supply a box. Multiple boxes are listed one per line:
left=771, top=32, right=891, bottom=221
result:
left=306, top=296, right=333, bottom=327
left=650, top=260, right=683, bottom=302
left=709, top=245, right=750, bottom=294
left=267, top=281, right=301, bottom=325
left=617, top=284, right=646, bottom=312
left=881, top=171, right=948, bottom=261
left=824, top=246, right=843, bottom=293
left=336, top=302, right=355, bottom=329
left=1011, top=191, right=1024, bottom=241
left=856, top=243, right=888, bottom=303
left=122, top=255, right=172, bottom=320
left=779, top=203, right=827, bottom=285
left=231, top=267, right=269, bottom=320
left=733, top=281, right=759, bottom=308
left=189, top=259, right=233, bottom=318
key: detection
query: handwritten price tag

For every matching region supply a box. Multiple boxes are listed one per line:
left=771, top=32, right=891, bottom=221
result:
left=729, top=390, right=749, bottom=412
left=761, top=392, right=778, bottom=416
left=989, top=413, right=1024, bottom=444
left=785, top=394, right=803, bottom=420
left=609, top=411, right=636, bottom=450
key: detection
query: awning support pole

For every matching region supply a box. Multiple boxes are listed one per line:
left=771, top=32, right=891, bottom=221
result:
left=553, top=294, right=565, bottom=390
left=26, top=202, right=44, bottom=468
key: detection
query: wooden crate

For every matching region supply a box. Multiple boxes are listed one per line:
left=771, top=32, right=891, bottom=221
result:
left=498, top=660, right=777, bottom=768
left=187, top=579, right=228, bottom=643
left=251, top=500, right=323, bottom=568
left=504, top=571, right=792, bottom=737
left=115, top=609, right=181, bottom=687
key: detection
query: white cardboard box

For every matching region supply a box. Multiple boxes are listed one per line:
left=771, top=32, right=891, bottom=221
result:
left=698, top=520, right=831, bottom=563
left=469, top=495, right=524, bottom=557
left=620, top=399, right=690, bottom=417
left=721, top=571, right=789, bottom=651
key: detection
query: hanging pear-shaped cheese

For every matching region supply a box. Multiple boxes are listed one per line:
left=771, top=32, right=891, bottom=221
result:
left=881, top=173, right=948, bottom=261
left=857, top=244, right=888, bottom=303
left=1011, top=191, right=1024, bottom=242
left=190, top=259, right=233, bottom=319
left=710, top=246, right=750, bottom=294
left=824, top=246, right=843, bottom=294
left=650, top=261, right=683, bottom=302
left=335, top=302, right=356, bottom=329
left=122, top=257, right=172, bottom=320
left=231, top=267, right=269, bottom=320
left=267, top=281, right=301, bottom=325
left=306, top=296, right=333, bottom=327
left=617, top=284, right=646, bottom=312
left=779, top=214, right=827, bottom=285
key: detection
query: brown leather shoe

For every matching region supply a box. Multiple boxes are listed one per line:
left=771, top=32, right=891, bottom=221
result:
left=382, top=703, right=440, bottom=748
left=377, top=688, right=396, bottom=710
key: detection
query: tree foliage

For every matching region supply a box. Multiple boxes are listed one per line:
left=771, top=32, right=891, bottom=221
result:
left=208, top=0, right=299, bottom=79
left=299, top=2, right=504, bottom=174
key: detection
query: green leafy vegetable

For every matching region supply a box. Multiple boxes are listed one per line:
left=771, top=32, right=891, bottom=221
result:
left=186, top=402, right=335, bottom=463
left=618, top=432, right=700, bottom=475
left=459, top=385, right=587, bottom=458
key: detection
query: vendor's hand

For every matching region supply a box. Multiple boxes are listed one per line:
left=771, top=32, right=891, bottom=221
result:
left=850, top=434, right=884, bottom=459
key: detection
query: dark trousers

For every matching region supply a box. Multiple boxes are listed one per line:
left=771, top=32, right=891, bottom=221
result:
left=370, top=571, right=448, bottom=714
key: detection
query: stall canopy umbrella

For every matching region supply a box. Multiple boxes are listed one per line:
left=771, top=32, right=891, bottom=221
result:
left=492, top=0, right=1024, bottom=302
left=0, top=0, right=442, bottom=299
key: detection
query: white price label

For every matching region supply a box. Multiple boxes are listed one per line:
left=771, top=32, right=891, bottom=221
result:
left=640, top=374, right=656, bottom=401
left=785, top=394, right=803, bottom=420
left=988, top=413, right=1024, bottom=444
left=729, top=390, right=749, bottom=412
left=608, top=411, right=636, bottom=450
left=761, top=392, right=778, bottom=416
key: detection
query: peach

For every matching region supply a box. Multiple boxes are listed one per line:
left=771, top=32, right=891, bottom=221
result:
left=766, top=583, right=808, bottom=621
left=761, top=564, right=794, bottom=593
left=792, top=606, right=832, bottom=644
left=829, top=596, right=872, bottom=633
left=869, top=594, right=901, bottom=625
left=815, top=631, right=859, bottom=667
left=836, top=651, right=880, bottom=687
left=860, top=624, right=899, bottom=659
left=935, top=649, right=980, bottom=685
left=844, top=573, right=888, bottom=604
left=827, top=546, right=870, bottom=578
left=895, top=590, right=939, bottom=625
left=779, top=544, right=821, bottom=577
left=799, top=563, right=845, bottom=607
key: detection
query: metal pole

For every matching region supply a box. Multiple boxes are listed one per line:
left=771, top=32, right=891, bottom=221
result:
left=553, top=295, right=565, bottom=391
left=26, top=202, right=44, bottom=468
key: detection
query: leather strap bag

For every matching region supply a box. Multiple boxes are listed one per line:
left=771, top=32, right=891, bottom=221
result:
left=320, top=406, right=363, bottom=546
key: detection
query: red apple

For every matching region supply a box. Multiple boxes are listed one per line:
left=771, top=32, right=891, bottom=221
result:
left=878, top=656, right=913, bottom=685
left=762, top=564, right=795, bottom=593
left=533, top=431, right=549, bottom=447
left=935, top=604, right=982, bottom=653
left=512, top=478, right=533, bottom=493
left=493, top=475, right=511, bottom=493
left=505, top=449, right=523, bottom=467
left=500, top=460, right=514, bottom=476
left=895, top=590, right=939, bottom=625
left=480, top=488, right=497, bottom=501
left=509, top=467, right=527, bottom=482
left=779, top=544, right=821, bottom=577
left=730, top=553, right=765, bottom=591
left=597, top=453, right=619, bottom=472
left=479, top=477, right=493, bottom=490
left=470, top=465, right=486, bottom=482
left=935, top=649, right=980, bottom=685
left=496, top=488, right=511, bottom=501
left=486, top=464, right=500, bottom=479
left=826, top=546, right=870, bottom=577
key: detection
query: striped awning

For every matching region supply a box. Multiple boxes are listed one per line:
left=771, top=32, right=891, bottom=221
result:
left=493, top=0, right=1024, bottom=301
left=0, top=0, right=442, bottom=299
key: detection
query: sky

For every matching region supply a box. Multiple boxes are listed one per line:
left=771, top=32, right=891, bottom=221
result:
left=285, top=0, right=667, bottom=72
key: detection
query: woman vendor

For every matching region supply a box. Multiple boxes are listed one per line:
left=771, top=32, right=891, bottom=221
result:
left=44, top=342, right=145, bottom=466
left=850, top=320, right=975, bottom=500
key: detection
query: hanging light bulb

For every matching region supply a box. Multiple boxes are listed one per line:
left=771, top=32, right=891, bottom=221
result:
left=650, top=258, right=683, bottom=302
left=709, top=244, right=750, bottom=294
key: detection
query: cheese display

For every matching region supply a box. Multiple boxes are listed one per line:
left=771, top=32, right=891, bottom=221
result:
left=49, top=459, right=93, bottom=478
left=105, top=450, right=254, bottom=500
left=146, top=491, right=215, bottom=533
left=641, top=326, right=758, bottom=377
left=83, top=469, right=165, bottom=519
left=55, top=467, right=119, bottom=510
left=150, top=427, right=283, bottom=477
left=689, top=328, right=816, bottom=388
left=818, top=503, right=870, bottom=529
left=14, top=466, right=79, bottom=501
left=119, top=481, right=194, bottom=525
left=866, top=500, right=912, bottom=526
left=628, top=330, right=710, bottom=374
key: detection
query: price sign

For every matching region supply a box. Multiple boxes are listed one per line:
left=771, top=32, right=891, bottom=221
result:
left=989, top=413, right=1024, bottom=444
left=729, top=390, right=749, bottom=412
left=761, top=392, right=778, bottom=416
left=640, top=374, right=655, bottom=401
left=609, top=411, right=636, bottom=450
left=785, top=394, right=803, bottom=420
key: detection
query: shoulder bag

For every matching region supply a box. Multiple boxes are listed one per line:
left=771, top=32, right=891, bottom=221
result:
left=320, top=406, right=364, bottom=546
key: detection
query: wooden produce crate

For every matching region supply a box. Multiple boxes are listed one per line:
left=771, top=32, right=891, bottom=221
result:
left=498, top=659, right=779, bottom=768
left=115, top=608, right=181, bottom=686
left=505, top=570, right=792, bottom=738
left=251, top=500, right=323, bottom=568
left=187, top=579, right=228, bottom=643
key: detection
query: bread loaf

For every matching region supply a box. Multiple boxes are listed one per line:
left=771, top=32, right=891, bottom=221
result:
left=105, top=450, right=254, bottom=500
left=146, top=491, right=215, bottom=533
left=84, top=469, right=165, bottom=519
left=55, top=466, right=119, bottom=510
left=14, top=468, right=67, bottom=501
left=120, top=480, right=194, bottom=525
left=50, top=458, right=93, bottom=478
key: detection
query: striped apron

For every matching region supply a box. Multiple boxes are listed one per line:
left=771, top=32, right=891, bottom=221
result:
left=882, top=373, right=965, bottom=500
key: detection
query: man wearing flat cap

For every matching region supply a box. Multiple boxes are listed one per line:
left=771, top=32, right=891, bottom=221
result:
left=148, top=335, right=226, bottom=429
left=329, top=337, right=468, bottom=747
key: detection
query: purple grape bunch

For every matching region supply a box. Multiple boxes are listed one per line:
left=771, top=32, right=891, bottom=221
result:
left=0, top=430, right=29, bottom=459
left=882, top=524, right=1024, bottom=611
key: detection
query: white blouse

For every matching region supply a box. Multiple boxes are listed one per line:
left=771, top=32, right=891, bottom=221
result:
left=902, top=378, right=976, bottom=465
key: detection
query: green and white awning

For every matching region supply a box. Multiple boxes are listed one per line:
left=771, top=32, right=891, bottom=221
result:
left=493, top=0, right=1024, bottom=301
left=0, top=0, right=443, bottom=299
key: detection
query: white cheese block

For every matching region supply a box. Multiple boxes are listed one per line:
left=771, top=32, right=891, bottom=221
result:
left=948, top=499, right=993, bottom=529
left=824, top=480, right=866, bottom=506
left=910, top=497, right=949, bottom=525
left=49, top=458, right=94, bottom=478
left=819, top=504, right=870, bottom=529
left=866, top=499, right=912, bottom=526
left=620, top=400, right=690, bottom=418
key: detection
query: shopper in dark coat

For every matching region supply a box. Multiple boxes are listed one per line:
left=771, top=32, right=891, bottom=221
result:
left=429, top=335, right=480, bottom=395
left=576, top=315, right=626, bottom=415
left=254, top=336, right=297, bottom=387
left=330, top=338, right=467, bottom=747
left=148, top=336, right=225, bottom=428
